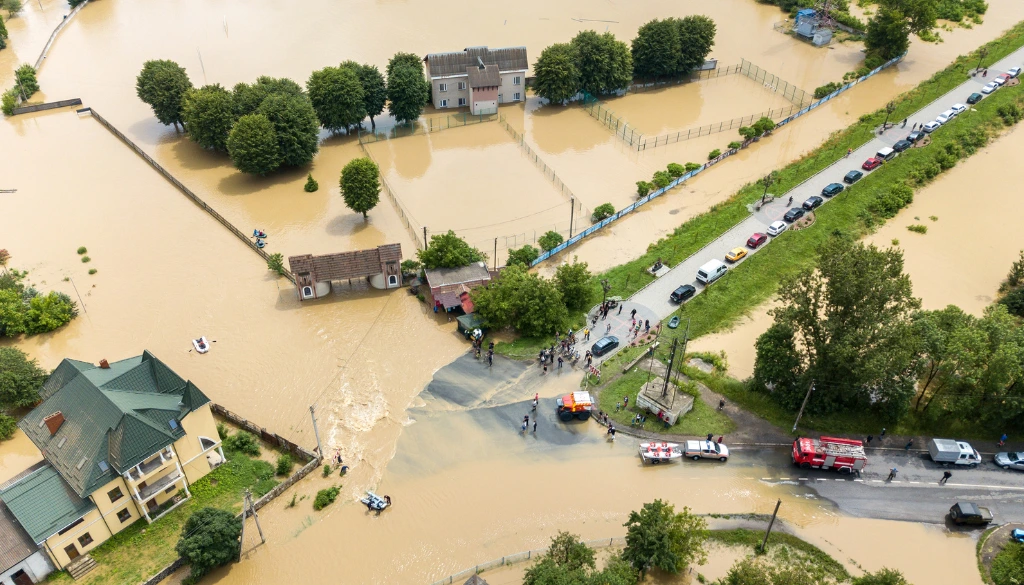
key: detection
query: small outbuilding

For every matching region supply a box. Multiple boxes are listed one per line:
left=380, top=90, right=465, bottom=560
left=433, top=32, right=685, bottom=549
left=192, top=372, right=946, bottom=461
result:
left=289, top=244, right=403, bottom=301
left=424, top=262, right=492, bottom=313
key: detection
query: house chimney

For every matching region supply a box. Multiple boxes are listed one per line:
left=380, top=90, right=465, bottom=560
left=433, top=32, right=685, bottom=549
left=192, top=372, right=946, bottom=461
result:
left=99, top=359, right=110, bottom=369
left=44, top=412, right=65, bottom=436
left=477, top=56, right=485, bottom=70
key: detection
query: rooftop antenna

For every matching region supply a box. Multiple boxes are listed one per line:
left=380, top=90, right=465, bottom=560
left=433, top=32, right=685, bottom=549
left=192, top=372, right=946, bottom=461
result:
left=813, top=0, right=840, bottom=29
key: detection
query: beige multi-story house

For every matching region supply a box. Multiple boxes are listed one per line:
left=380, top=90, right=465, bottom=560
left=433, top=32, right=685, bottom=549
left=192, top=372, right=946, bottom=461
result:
left=424, top=46, right=528, bottom=115
left=0, top=352, right=224, bottom=579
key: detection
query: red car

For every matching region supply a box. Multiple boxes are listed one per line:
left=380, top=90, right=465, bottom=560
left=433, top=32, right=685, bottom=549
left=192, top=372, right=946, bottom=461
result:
left=746, top=233, right=768, bottom=248
left=862, top=157, right=882, bottom=171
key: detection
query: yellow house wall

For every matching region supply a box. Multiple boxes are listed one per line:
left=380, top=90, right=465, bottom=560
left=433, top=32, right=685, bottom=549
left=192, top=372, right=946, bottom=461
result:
left=174, top=403, right=221, bottom=485
left=43, top=508, right=113, bottom=570
left=88, top=476, right=141, bottom=537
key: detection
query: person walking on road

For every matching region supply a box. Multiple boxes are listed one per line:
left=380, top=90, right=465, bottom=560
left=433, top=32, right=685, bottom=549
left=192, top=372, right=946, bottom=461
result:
left=880, top=427, right=886, bottom=440
left=618, top=304, right=623, bottom=315
left=631, top=308, right=637, bottom=319
left=940, top=471, right=952, bottom=484
left=866, top=435, right=873, bottom=444
left=1000, top=433, right=1008, bottom=447
left=846, top=148, right=852, bottom=158
left=904, top=439, right=914, bottom=451
left=902, top=118, right=907, bottom=128
left=887, top=467, right=898, bottom=481
left=533, top=420, right=537, bottom=433
left=606, top=323, right=612, bottom=334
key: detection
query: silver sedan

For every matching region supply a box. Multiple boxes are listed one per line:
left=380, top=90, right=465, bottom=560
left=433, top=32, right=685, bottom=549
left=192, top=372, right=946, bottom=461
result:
left=994, top=451, right=1024, bottom=471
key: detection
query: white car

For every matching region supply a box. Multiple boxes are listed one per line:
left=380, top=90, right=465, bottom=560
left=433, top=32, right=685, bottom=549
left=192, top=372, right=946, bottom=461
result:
left=993, top=75, right=1007, bottom=86
left=684, top=440, right=730, bottom=462
left=936, top=111, right=954, bottom=124
left=922, top=120, right=941, bottom=133
left=951, top=103, right=967, bottom=114
left=981, top=81, right=999, bottom=94
left=766, top=221, right=788, bottom=237
left=1008, top=66, right=1022, bottom=78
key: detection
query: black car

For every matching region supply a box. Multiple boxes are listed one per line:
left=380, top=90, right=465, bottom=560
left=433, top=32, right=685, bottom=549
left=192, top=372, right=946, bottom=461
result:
left=906, top=130, right=925, bottom=143
left=949, top=502, right=993, bottom=526
left=843, top=170, right=863, bottom=184
left=591, top=336, right=619, bottom=357
left=821, top=183, right=844, bottom=197
left=670, top=284, right=696, bottom=303
left=892, top=139, right=912, bottom=153
left=967, top=92, right=983, bottom=105
left=783, top=208, right=805, bottom=222
left=802, top=196, right=823, bottom=211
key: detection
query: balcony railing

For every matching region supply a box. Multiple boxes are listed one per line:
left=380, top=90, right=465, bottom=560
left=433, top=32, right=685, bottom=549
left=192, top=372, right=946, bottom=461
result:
left=126, top=448, right=175, bottom=482
left=136, top=470, right=182, bottom=501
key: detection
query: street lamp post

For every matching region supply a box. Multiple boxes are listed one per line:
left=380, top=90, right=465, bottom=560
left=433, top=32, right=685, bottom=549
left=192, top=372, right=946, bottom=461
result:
left=881, top=101, right=896, bottom=132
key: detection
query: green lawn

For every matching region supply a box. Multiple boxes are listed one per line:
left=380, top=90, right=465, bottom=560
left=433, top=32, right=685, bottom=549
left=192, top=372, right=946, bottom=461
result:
left=595, top=370, right=736, bottom=436
left=707, top=528, right=849, bottom=579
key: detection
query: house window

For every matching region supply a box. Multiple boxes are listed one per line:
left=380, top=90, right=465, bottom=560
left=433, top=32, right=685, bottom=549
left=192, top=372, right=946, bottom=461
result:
left=165, top=485, right=177, bottom=494
left=200, top=436, right=216, bottom=450
left=458, top=81, right=466, bottom=90
left=117, top=508, right=132, bottom=523
left=458, top=98, right=466, bottom=107
left=439, top=83, right=448, bottom=92
left=78, top=533, right=93, bottom=548
left=440, top=99, right=448, bottom=108
left=514, top=76, right=522, bottom=85
left=108, top=486, right=124, bottom=504
left=514, top=92, right=521, bottom=101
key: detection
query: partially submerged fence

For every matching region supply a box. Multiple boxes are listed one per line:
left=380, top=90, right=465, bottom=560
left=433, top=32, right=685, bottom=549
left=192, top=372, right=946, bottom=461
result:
left=81, top=107, right=295, bottom=282
left=355, top=138, right=424, bottom=249
left=34, top=0, right=90, bottom=71
left=11, top=98, right=81, bottom=115
left=427, top=537, right=626, bottom=585
left=637, top=103, right=799, bottom=150
left=530, top=53, right=905, bottom=266
left=358, top=112, right=496, bottom=144
left=738, top=58, right=813, bottom=108
left=626, top=62, right=743, bottom=93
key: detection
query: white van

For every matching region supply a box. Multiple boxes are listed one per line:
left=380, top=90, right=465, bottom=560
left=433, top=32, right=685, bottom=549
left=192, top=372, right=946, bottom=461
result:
left=696, top=259, right=728, bottom=285
left=876, top=146, right=896, bottom=161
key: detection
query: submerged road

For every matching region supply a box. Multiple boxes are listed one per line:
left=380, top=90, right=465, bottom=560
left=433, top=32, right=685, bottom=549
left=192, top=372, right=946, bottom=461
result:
left=626, top=46, right=1024, bottom=324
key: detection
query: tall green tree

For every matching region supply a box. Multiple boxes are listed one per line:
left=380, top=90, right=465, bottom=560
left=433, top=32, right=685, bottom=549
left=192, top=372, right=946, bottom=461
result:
left=554, top=257, right=592, bottom=312
left=386, top=64, right=429, bottom=124
left=386, top=52, right=424, bottom=78
left=231, top=76, right=305, bottom=118
left=507, top=245, right=540, bottom=267
left=0, top=347, right=46, bottom=409
left=533, top=43, right=582, bottom=104
left=571, top=30, right=632, bottom=95
left=227, top=114, right=280, bottom=175
left=676, top=15, right=717, bottom=74
left=912, top=305, right=986, bottom=412
left=622, top=500, right=708, bottom=576
left=471, top=264, right=569, bottom=337
left=852, top=568, right=912, bottom=585
left=13, top=64, right=38, bottom=99
left=3, top=0, right=21, bottom=19
left=344, top=62, right=387, bottom=128
left=175, top=507, right=242, bottom=583
left=307, top=66, right=366, bottom=133
left=0, top=17, right=10, bottom=49
left=182, top=84, right=235, bottom=151
left=256, top=93, right=320, bottom=167
left=417, top=230, right=484, bottom=269
left=632, top=19, right=682, bottom=79
left=339, top=157, right=380, bottom=219
left=136, top=60, right=193, bottom=130
left=866, top=0, right=937, bottom=60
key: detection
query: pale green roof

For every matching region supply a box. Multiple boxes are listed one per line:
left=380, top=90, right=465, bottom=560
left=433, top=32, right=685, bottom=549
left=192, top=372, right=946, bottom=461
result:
left=0, top=464, right=95, bottom=544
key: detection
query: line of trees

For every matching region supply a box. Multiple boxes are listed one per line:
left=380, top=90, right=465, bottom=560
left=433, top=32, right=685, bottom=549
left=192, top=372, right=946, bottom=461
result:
left=472, top=257, right=592, bottom=337
left=0, top=347, right=46, bottom=440
left=865, top=0, right=938, bottom=61
left=135, top=53, right=430, bottom=176
left=533, top=16, right=716, bottom=104
left=0, top=251, right=78, bottom=340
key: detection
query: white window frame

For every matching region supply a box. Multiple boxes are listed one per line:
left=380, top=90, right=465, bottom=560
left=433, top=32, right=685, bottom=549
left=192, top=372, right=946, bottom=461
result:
left=440, top=99, right=448, bottom=108
left=458, top=81, right=466, bottom=91
left=514, top=76, right=522, bottom=85
left=439, top=83, right=448, bottom=92
left=458, top=97, right=466, bottom=107
left=388, top=275, right=399, bottom=287
left=514, top=92, right=521, bottom=101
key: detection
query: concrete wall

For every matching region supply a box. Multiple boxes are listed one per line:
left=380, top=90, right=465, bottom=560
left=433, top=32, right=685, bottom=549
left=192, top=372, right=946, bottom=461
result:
left=175, top=404, right=221, bottom=485
left=432, top=76, right=469, bottom=108
left=0, top=550, right=54, bottom=584
left=90, top=476, right=141, bottom=536
left=43, top=508, right=113, bottom=569
left=498, top=71, right=526, bottom=104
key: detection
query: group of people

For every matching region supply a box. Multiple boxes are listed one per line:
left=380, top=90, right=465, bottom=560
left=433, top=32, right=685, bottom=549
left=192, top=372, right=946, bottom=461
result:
left=521, top=413, right=537, bottom=433
left=592, top=300, right=622, bottom=325
left=474, top=339, right=494, bottom=366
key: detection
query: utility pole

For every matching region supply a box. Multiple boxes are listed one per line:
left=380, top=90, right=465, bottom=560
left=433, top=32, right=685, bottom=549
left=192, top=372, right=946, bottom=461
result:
left=760, top=499, right=782, bottom=553
left=569, top=197, right=575, bottom=238
left=309, top=404, right=323, bottom=458
left=422, top=227, right=428, bottom=249
left=238, top=489, right=265, bottom=560
left=493, top=238, right=498, bottom=271
left=662, top=338, right=678, bottom=398
left=792, top=381, right=814, bottom=432
left=976, top=47, right=988, bottom=73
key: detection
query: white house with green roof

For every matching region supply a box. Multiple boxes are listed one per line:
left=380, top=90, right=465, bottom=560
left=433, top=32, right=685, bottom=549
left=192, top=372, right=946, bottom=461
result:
left=0, top=352, right=224, bottom=576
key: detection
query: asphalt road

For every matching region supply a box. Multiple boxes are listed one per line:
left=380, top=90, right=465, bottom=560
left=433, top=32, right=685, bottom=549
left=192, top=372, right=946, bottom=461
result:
left=630, top=47, right=1024, bottom=321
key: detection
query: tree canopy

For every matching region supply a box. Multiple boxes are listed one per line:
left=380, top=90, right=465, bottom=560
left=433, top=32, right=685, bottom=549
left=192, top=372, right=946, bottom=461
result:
left=343, top=61, right=387, bottom=127
left=339, top=157, right=381, bottom=219
left=533, top=43, right=582, bottom=104
left=507, top=245, right=540, bottom=267
left=0, top=268, right=77, bottom=338
left=136, top=60, right=193, bottom=129
left=256, top=93, right=320, bottom=167
left=538, top=231, right=564, bottom=252
left=571, top=30, right=632, bottom=95
left=386, top=63, right=429, bottom=125
left=182, top=84, right=236, bottom=151
left=523, top=531, right=637, bottom=585
left=417, top=230, right=485, bottom=269
left=631, top=16, right=716, bottom=80
left=0, top=347, right=45, bottom=410
left=622, top=500, right=708, bottom=576
left=472, top=264, right=569, bottom=338
left=386, top=52, right=424, bottom=78
left=554, top=258, right=593, bottom=313
left=227, top=114, right=280, bottom=175
left=175, top=507, right=242, bottom=583
left=307, top=66, right=366, bottom=133
left=866, top=0, right=937, bottom=60
left=231, top=76, right=305, bottom=118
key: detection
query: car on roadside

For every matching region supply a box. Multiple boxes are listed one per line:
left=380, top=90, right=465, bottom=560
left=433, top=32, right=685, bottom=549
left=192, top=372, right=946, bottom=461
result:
left=684, top=440, right=730, bottom=462
left=951, top=103, right=967, bottom=115
left=747, top=232, right=768, bottom=248
left=994, top=73, right=1010, bottom=86
left=591, top=336, right=619, bottom=357
left=725, top=248, right=747, bottom=263
left=1008, top=66, right=1022, bottom=78
left=967, top=92, right=983, bottom=105
left=994, top=451, right=1024, bottom=471
left=822, top=183, right=844, bottom=197
left=862, top=157, right=882, bottom=171
left=936, top=110, right=955, bottom=124
left=783, top=208, right=805, bottom=222
left=949, top=502, right=993, bottom=526
left=922, top=121, right=941, bottom=133
left=982, top=81, right=999, bottom=94
left=892, top=139, right=912, bottom=153
left=1013, top=529, right=1024, bottom=543
left=766, top=221, right=788, bottom=237
left=906, top=130, right=925, bottom=143
left=669, top=284, right=696, bottom=304
left=843, top=170, right=863, bottom=184
left=802, top=196, right=823, bottom=211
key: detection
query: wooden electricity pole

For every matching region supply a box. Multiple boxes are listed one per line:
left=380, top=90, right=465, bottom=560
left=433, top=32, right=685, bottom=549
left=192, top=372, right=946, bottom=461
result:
left=792, top=381, right=815, bottom=432
left=238, top=489, right=265, bottom=560
left=760, top=499, right=782, bottom=553
left=309, top=404, right=323, bottom=458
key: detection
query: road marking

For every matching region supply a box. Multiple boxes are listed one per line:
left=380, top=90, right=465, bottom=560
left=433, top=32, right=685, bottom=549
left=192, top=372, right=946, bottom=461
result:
left=798, top=478, right=809, bottom=481
left=909, top=481, right=921, bottom=484
left=816, top=478, right=827, bottom=481
left=779, top=477, right=791, bottom=480
left=853, top=479, right=864, bottom=482
left=761, top=477, right=771, bottom=480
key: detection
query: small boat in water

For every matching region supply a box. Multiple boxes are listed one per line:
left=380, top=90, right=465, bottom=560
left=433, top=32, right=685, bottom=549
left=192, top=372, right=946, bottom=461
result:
left=361, top=491, right=390, bottom=512
left=192, top=337, right=210, bottom=354
left=668, top=316, right=680, bottom=329
left=639, top=441, right=682, bottom=464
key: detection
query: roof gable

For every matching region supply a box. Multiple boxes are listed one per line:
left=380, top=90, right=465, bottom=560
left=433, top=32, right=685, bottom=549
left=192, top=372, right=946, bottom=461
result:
left=0, top=464, right=95, bottom=544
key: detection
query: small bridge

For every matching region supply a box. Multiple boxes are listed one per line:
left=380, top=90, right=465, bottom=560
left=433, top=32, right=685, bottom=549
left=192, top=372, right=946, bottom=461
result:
left=288, top=244, right=403, bottom=300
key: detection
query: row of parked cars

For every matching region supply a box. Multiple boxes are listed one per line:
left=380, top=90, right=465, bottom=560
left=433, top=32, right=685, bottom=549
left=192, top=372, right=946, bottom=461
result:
left=666, top=65, right=1022, bottom=308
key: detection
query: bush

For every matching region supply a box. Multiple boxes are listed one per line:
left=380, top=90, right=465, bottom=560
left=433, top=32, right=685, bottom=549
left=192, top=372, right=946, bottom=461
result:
left=998, top=103, right=1024, bottom=125
left=267, top=253, right=286, bottom=276
left=303, top=173, right=319, bottom=192
left=88, top=269, right=97, bottom=275
left=991, top=542, right=1024, bottom=585
left=216, top=422, right=229, bottom=440
left=592, top=203, right=615, bottom=221
left=313, top=486, right=341, bottom=510
left=666, top=163, right=685, bottom=178
left=636, top=180, right=652, bottom=197
left=906, top=224, right=928, bottom=234
left=275, top=453, right=293, bottom=476
left=538, top=231, right=564, bottom=252
left=175, top=508, right=241, bottom=584
left=651, top=170, right=671, bottom=189
left=727, top=141, right=742, bottom=150
left=869, top=183, right=914, bottom=218
left=0, top=413, right=16, bottom=440
left=80, top=256, right=90, bottom=263
left=76, top=247, right=87, bottom=255
left=1, top=89, right=16, bottom=116
left=13, top=64, right=39, bottom=99
left=707, top=149, right=721, bottom=160
left=1000, top=288, right=1024, bottom=317
left=322, top=464, right=331, bottom=477
left=507, top=245, right=540, bottom=266
left=814, top=81, right=843, bottom=99
left=400, top=259, right=421, bottom=274
left=223, top=431, right=260, bottom=456
left=684, top=162, right=701, bottom=172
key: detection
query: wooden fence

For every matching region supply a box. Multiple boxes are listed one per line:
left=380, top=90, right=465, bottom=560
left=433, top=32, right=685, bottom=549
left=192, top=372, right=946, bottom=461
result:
left=210, top=403, right=317, bottom=462
left=11, top=98, right=82, bottom=115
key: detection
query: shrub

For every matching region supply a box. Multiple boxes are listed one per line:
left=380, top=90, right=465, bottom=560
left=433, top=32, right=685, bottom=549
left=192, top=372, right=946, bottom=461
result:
left=651, top=170, right=671, bottom=189
left=684, top=162, right=701, bottom=172
left=707, top=149, right=721, bottom=160
left=666, top=163, right=685, bottom=178
left=88, top=269, right=97, bottom=275
left=175, top=508, right=241, bottom=583
left=80, top=256, right=91, bottom=263
left=891, top=239, right=900, bottom=246
left=13, top=64, right=39, bottom=100
left=727, top=141, right=742, bottom=150
left=76, top=247, right=87, bottom=255
left=997, top=103, right=1024, bottom=125
left=592, top=203, right=615, bottom=222
left=869, top=183, right=914, bottom=218
left=907, top=224, right=928, bottom=234
left=738, top=126, right=756, bottom=140
left=223, top=431, right=260, bottom=456
left=814, top=81, right=843, bottom=99
left=313, top=486, right=341, bottom=510
left=322, top=464, right=332, bottom=477
left=400, top=259, right=421, bottom=274
left=538, top=230, right=564, bottom=252
left=267, top=252, right=286, bottom=276
left=1001, top=288, right=1024, bottom=318
left=929, top=215, right=938, bottom=221
left=216, top=422, right=229, bottom=440
left=636, top=180, right=652, bottom=197
left=1, top=89, right=17, bottom=116
left=303, top=173, right=319, bottom=192
left=0, top=414, right=16, bottom=441
left=507, top=245, right=540, bottom=266
left=275, top=454, right=293, bottom=476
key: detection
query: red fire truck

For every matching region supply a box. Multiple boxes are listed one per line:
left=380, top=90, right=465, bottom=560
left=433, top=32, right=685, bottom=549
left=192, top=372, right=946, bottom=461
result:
left=792, top=436, right=867, bottom=473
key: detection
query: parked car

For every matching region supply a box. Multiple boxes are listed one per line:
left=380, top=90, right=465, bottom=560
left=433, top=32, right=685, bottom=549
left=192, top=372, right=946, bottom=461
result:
left=951, top=103, right=967, bottom=115
left=746, top=232, right=768, bottom=248
left=949, top=502, right=993, bottom=526
left=783, top=208, right=805, bottom=222
left=981, top=81, right=999, bottom=94
left=684, top=440, right=730, bottom=462
left=591, top=336, right=619, bottom=357
left=821, top=183, right=844, bottom=197
left=994, top=73, right=1010, bottom=85
left=936, top=110, right=954, bottom=124
left=1008, top=66, right=1022, bottom=78
left=802, top=196, right=823, bottom=211
left=922, top=121, right=941, bottom=133
left=766, top=221, right=788, bottom=236
left=966, top=92, right=983, bottom=105
left=1012, top=529, right=1024, bottom=543
left=843, top=170, right=863, bottom=184
left=725, top=248, right=747, bottom=263
left=669, top=284, right=696, bottom=303
left=696, top=259, right=728, bottom=285
left=892, top=139, right=912, bottom=153
left=862, top=157, right=882, bottom=170
left=994, top=451, right=1024, bottom=471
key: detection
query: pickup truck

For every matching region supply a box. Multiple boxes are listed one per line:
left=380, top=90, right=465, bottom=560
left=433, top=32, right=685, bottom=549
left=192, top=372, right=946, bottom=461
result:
left=928, top=439, right=982, bottom=467
left=949, top=502, right=993, bottom=525
left=684, top=440, right=729, bottom=462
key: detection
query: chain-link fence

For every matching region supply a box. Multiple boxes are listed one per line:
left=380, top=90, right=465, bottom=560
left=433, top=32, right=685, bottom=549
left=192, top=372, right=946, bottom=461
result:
left=637, top=104, right=799, bottom=150
left=356, top=138, right=425, bottom=249
left=580, top=91, right=645, bottom=148
left=358, top=112, right=497, bottom=144
left=626, top=62, right=743, bottom=93
left=738, top=58, right=813, bottom=108
left=426, top=537, right=627, bottom=585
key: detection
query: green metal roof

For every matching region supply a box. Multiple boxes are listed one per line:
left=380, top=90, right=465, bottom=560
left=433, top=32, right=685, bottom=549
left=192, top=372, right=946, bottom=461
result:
left=19, top=351, right=211, bottom=498
left=0, top=464, right=95, bottom=544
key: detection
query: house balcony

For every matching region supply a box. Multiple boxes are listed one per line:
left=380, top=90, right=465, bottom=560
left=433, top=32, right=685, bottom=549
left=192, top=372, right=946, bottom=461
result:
left=134, top=469, right=182, bottom=501
left=125, top=447, right=175, bottom=483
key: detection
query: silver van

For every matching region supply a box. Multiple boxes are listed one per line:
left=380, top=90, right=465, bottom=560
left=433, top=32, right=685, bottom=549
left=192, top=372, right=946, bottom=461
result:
left=876, top=146, right=896, bottom=161
left=696, top=259, right=728, bottom=285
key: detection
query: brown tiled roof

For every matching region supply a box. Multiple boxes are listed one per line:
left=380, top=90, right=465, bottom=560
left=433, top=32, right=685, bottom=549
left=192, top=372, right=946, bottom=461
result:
left=468, top=64, right=500, bottom=88
left=425, top=46, right=528, bottom=78
left=288, top=244, right=402, bottom=282
left=424, top=263, right=491, bottom=288
left=0, top=500, right=38, bottom=573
